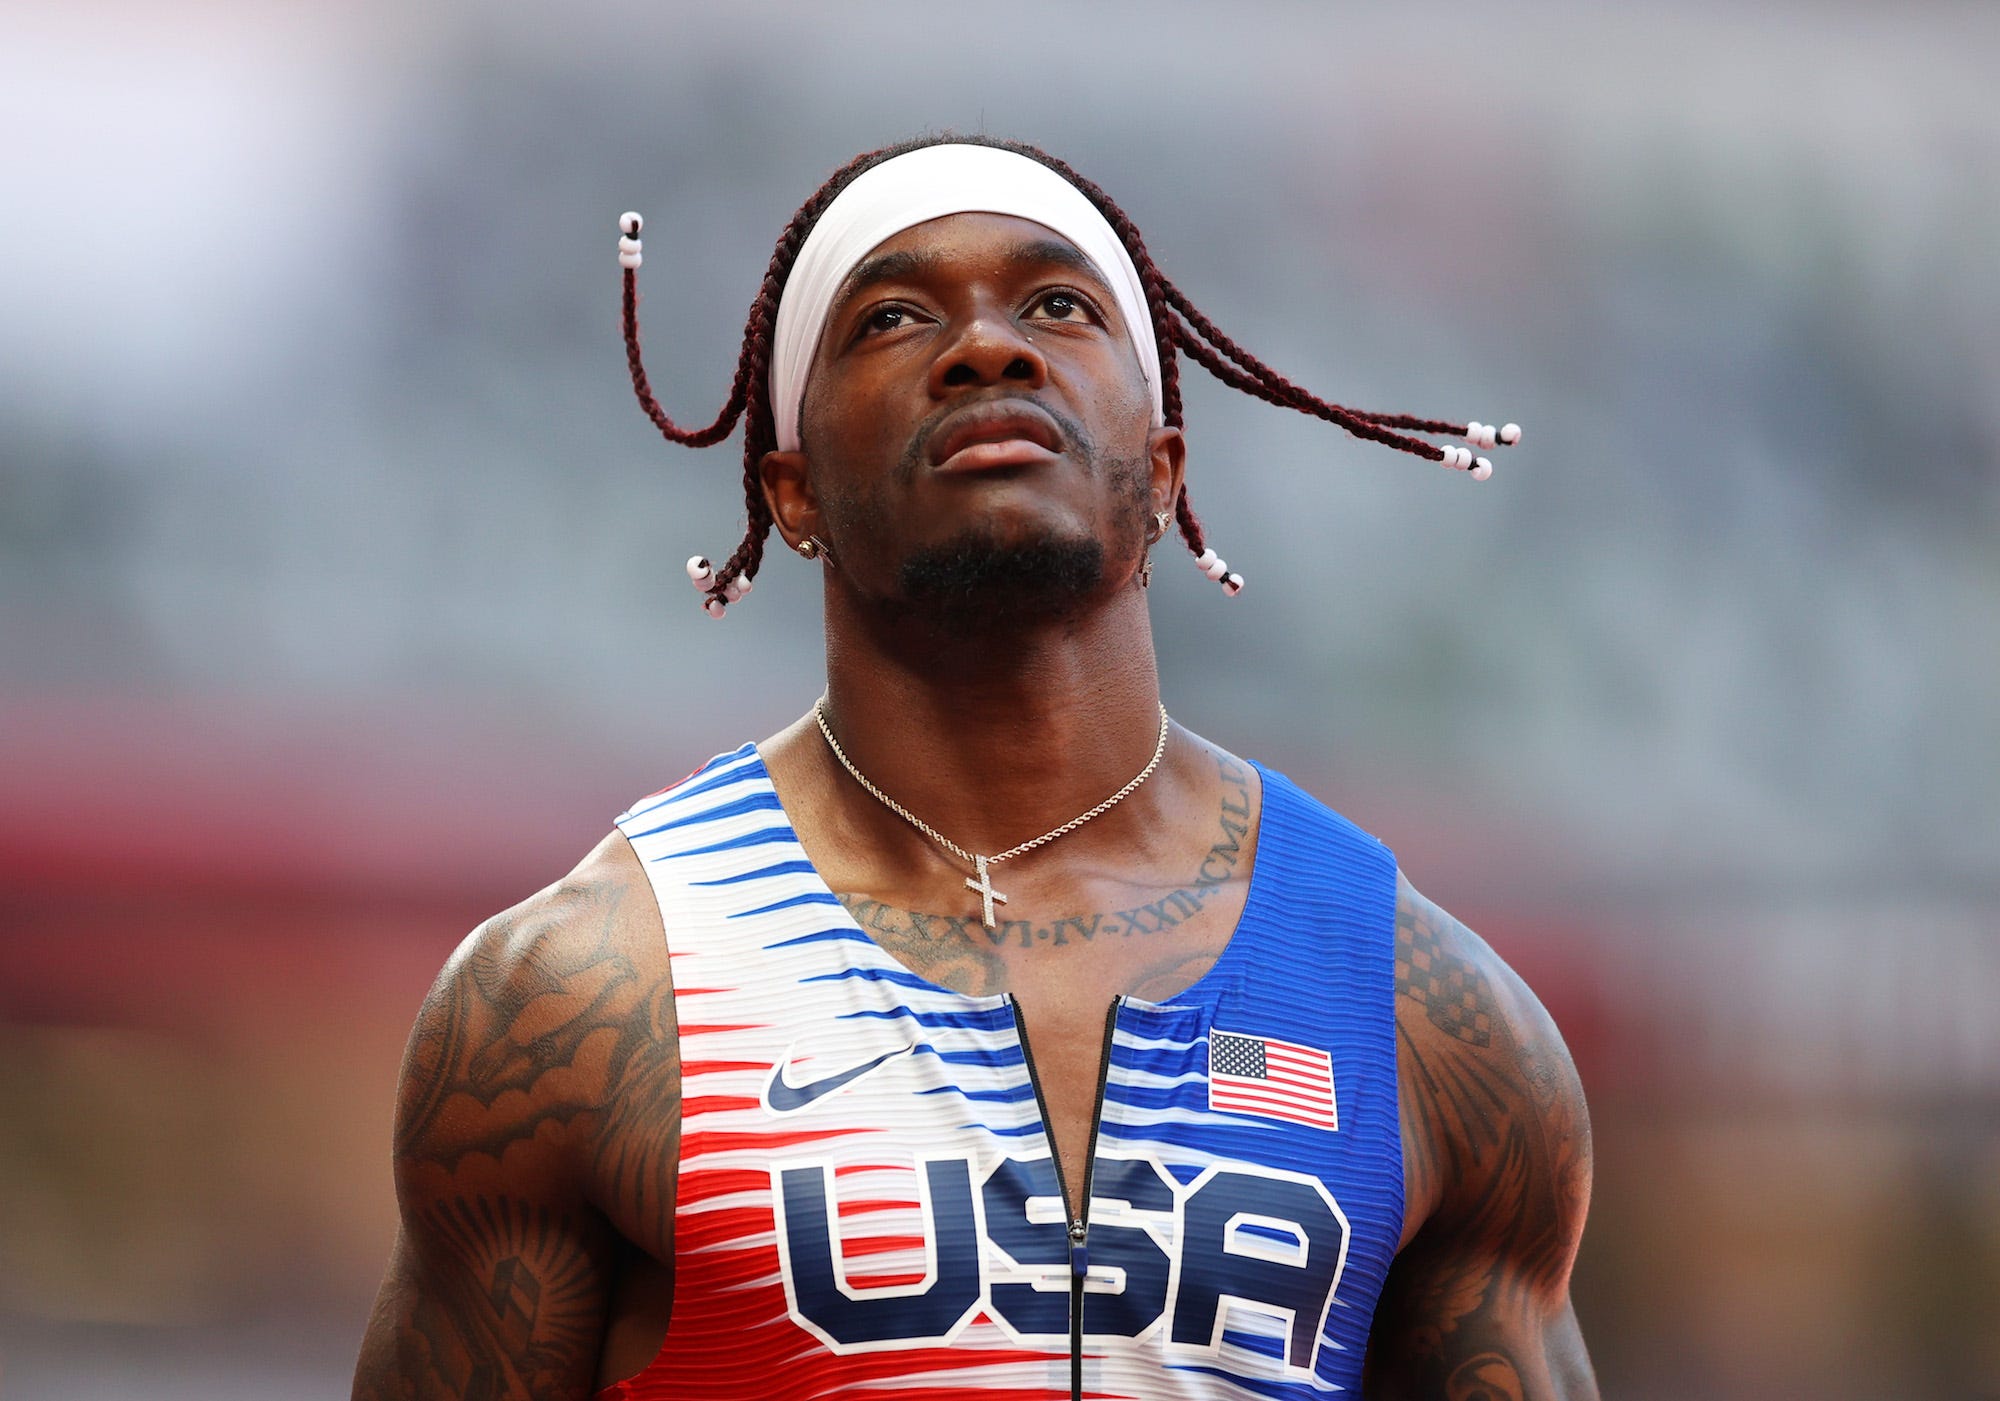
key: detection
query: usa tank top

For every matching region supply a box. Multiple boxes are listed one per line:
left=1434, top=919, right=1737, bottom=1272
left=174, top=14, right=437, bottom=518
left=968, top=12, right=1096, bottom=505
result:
left=599, top=742, right=1402, bottom=1401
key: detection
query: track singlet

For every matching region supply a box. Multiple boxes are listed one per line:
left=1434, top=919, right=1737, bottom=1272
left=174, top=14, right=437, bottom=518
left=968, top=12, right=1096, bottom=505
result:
left=599, top=745, right=1402, bottom=1400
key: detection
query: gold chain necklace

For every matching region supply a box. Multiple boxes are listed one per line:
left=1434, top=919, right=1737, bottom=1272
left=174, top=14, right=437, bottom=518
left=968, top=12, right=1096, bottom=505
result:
left=813, top=698, right=1172, bottom=928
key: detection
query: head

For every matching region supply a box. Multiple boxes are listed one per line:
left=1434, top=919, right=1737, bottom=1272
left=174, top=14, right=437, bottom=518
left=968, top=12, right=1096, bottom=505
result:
left=765, top=201, right=1183, bottom=629
left=617, top=135, right=1517, bottom=620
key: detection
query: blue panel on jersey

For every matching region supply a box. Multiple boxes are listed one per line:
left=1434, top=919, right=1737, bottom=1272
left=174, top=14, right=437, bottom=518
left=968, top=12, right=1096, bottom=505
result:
left=617, top=746, right=757, bottom=821
left=1101, top=1079, right=1210, bottom=1112
left=914, top=1083, right=1039, bottom=1104
left=664, top=825, right=800, bottom=860
left=692, top=859, right=824, bottom=885
left=731, top=890, right=844, bottom=918
left=802, top=966, right=948, bottom=992
left=765, top=926, right=879, bottom=950
left=839, top=1005, right=1022, bottom=1036
left=916, top=1043, right=1027, bottom=1070
left=626, top=789, right=784, bottom=838
left=1090, top=763, right=1402, bottom=1397
left=652, top=753, right=763, bottom=805
left=979, top=1119, right=1051, bottom=1138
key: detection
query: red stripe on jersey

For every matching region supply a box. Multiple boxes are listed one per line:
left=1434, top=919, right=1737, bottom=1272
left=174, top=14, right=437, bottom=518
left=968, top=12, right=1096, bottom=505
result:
left=670, top=1168, right=767, bottom=1207
left=678, top=1059, right=771, bottom=1080
left=828, top=1232, right=927, bottom=1259
left=839, top=1271, right=931, bottom=1290
left=680, top=1126, right=869, bottom=1158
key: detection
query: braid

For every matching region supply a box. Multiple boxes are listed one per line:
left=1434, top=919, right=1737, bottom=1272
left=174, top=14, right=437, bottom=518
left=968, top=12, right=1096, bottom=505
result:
left=618, top=133, right=1512, bottom=611
left=1160, top=285, right=1456, bottom=459
left=621, top=142, right=930, bottom=606
left=1168, top=315, right=1441, bottom=456
left=620, top=267, right=752, bottom=448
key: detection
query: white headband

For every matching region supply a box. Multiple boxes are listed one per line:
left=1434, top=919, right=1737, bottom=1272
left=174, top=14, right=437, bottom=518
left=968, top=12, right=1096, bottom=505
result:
left=768, top=144, right=1164, bottom=452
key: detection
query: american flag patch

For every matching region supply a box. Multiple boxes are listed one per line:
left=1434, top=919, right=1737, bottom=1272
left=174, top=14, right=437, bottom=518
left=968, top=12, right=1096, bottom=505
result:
left=1208, top=1030, right=1338, bottom=1130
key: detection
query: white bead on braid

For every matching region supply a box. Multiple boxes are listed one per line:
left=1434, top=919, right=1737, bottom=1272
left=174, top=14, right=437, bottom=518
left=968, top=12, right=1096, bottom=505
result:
left=1439, top=443, right=1495, bottom=479
left=1465, top=420, right=1523, bottom=451
left=1193, top=548, right=1245, bottom=596
left=618, top=211, right=644, bottom=270
left=685, top=554, right=752, bottom=616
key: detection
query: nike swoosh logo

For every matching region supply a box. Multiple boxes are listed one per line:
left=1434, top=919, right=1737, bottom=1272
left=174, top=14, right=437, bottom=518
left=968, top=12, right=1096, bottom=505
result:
left=764, top=1043, right=916, bottom=1114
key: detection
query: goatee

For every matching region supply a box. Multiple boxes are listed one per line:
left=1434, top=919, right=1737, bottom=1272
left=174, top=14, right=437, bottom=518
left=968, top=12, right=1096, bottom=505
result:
left=895, top=530, right=1106, bottom=633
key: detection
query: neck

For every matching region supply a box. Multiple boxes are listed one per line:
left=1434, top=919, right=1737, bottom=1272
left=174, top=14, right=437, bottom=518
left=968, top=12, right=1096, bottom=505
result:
left=818, top=581, right=1167, bottom=854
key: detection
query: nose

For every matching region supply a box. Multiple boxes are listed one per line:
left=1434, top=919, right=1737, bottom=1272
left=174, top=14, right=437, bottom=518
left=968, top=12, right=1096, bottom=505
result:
left=928, top=310, right=1047, bottom=398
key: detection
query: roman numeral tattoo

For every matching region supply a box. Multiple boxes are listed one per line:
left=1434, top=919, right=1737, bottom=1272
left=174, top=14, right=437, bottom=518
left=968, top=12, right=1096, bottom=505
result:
left=831, top=754, right=1254, bottom=997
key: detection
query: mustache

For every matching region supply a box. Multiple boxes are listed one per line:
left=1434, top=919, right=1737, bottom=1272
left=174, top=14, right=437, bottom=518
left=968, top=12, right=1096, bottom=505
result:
left=894, top=396, right=1096, bottom=484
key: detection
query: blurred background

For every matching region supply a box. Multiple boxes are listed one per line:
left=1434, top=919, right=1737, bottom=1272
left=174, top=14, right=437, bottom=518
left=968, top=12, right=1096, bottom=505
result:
left=3, top=0, right=1997, bottom=1396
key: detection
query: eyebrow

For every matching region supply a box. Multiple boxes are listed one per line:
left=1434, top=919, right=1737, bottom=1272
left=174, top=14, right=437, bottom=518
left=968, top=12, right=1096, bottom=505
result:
left=840, top=247, right=943, bottom=299
left=1012, top=238, right=1106, bottom=283
left=829, top=237, right=1112, bottom=319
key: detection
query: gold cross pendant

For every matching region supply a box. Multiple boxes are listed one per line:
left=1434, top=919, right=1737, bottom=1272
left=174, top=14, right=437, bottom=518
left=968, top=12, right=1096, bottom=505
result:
left=965, top=855, right=1009, bottom=928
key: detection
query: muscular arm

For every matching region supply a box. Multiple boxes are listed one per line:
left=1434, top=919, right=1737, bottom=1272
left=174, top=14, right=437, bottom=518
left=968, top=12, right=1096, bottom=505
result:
left=353, top=834, right=679, bottom=1401
left=1365, top=875, right=1598, bottom=1401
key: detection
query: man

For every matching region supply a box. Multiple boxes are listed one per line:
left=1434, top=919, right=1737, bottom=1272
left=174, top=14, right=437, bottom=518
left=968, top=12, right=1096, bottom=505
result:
left=354, top=137, right=1595, bottom=1400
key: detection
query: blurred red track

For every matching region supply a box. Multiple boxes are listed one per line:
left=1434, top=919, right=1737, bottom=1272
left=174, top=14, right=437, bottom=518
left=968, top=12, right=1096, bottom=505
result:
left=0, top=695, right=650, bottom=904
left=0, top=693, right=1622, bottom=1079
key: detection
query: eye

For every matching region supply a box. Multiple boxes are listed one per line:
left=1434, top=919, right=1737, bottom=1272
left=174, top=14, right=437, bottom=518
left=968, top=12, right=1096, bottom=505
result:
left=1028, top=289, right=1096, bottom=323
left=858, top=303, right=922, bottom=337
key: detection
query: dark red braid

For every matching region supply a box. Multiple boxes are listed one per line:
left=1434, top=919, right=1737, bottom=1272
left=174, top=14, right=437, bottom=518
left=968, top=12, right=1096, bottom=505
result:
left=620, top=272, right=747, bottom=448
left=1159, top=284, right=1454, bottom=462
left=620, top=143, right=914, bottom=604
left=618, top=134, right=1506, bottom=611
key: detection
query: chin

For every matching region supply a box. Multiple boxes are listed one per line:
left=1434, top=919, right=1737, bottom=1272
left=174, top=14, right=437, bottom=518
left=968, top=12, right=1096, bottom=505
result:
left=894, top=527, right=1107, bottom=632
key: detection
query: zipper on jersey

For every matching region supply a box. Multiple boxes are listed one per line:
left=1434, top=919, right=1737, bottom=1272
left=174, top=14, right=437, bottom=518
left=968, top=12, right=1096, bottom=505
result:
left=1009, top=993, right=1123, bottom=1401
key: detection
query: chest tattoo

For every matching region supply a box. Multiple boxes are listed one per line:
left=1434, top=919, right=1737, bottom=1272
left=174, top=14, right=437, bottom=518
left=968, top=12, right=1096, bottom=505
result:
left=831, top=755, right=1254, bottom=993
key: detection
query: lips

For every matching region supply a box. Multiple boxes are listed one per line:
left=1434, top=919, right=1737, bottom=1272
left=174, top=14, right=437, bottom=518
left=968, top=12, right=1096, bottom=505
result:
left=927, top=400, right=1064, bottom=470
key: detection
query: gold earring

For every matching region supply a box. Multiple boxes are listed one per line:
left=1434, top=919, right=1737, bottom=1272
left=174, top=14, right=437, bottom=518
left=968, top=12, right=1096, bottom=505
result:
left=1150, top=509, right=1171, bottom=543
left=1140, top=555, right=1154, bottom=588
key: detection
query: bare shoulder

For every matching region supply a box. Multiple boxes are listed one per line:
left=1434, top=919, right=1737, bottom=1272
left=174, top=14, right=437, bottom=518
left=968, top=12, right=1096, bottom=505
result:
left=1370, top=872, right=1597, bottom=1398
left=1392, top=872, right=1591, bottom=1240
left=355, top=832, right=676, bottom=1401
left=393, top=829, right=676, bottom=1223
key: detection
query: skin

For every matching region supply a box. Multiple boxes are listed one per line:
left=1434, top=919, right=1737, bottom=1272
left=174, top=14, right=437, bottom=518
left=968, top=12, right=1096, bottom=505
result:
left=353, top=211, right=1598, bottom=1400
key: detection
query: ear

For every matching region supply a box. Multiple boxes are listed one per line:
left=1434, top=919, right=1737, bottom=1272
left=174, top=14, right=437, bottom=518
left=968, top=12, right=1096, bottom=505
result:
left=760, top=449, right=820, bottom=551
left=1146, top=425, right=1187, bottom=524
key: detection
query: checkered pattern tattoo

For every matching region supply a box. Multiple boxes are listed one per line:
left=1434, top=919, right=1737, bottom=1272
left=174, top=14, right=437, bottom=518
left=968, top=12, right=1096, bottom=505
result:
left=1396, top=903, right=1496, bottom=1048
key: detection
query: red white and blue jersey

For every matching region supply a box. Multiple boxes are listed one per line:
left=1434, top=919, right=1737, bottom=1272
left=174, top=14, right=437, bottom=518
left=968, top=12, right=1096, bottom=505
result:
left=599, top=744, right=1403, bottom=1400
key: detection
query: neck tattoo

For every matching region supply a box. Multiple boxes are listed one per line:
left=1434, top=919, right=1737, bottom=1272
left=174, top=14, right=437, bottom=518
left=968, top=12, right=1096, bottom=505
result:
left=813, top=699, right=1173, bottom=927
left=831, top=753, right=1255, bottom=999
